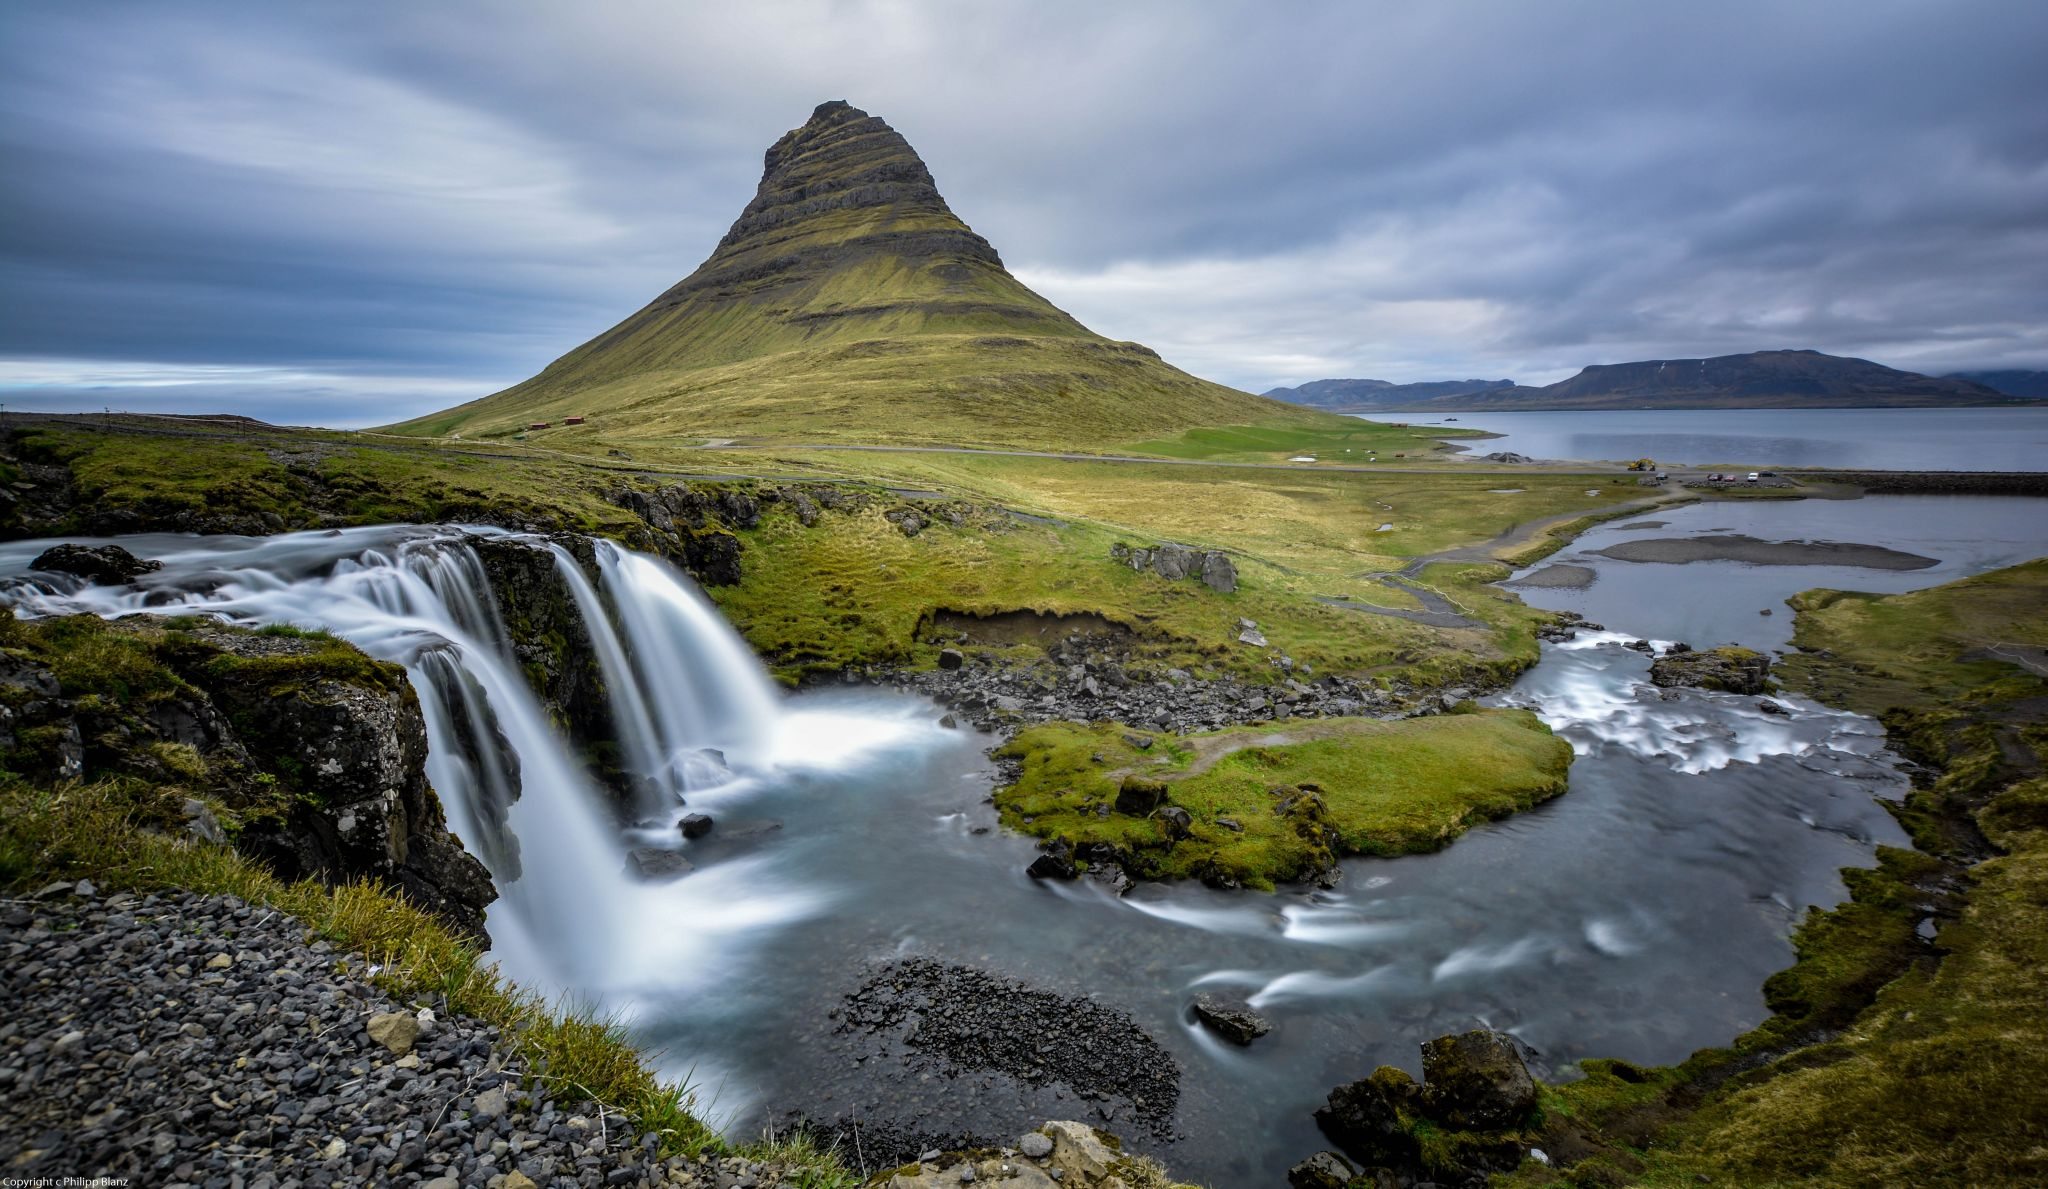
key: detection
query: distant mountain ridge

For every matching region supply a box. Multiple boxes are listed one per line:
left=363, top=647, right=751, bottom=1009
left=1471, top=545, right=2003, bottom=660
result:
left=1946, top=370, right=2048, bottom=399
left=389, top=101, right=1311, bottom=447
left=1261, top=377, right=1514, bottom=410
left=1266, top=350, right=2039, bottom=412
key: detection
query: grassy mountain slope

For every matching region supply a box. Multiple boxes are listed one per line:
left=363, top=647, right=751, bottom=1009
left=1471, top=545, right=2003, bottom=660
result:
left=389, top=101, right=1320, bottom=449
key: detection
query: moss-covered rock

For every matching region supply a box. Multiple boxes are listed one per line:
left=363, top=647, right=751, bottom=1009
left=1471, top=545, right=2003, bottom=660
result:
left=0, top=612, right=494, bottom=938
left=1648, top=644, right=1771, bottom=694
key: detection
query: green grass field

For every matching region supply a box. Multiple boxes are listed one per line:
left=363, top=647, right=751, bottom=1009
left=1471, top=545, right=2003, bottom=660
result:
left=994, top=710, right=1572, bottom=888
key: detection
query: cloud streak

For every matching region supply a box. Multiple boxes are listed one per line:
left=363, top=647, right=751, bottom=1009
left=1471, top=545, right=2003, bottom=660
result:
left=1, top=0, right=2044, bottom=423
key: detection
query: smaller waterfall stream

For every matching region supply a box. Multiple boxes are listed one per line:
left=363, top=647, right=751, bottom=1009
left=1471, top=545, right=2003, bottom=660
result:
left=0, top=526, right=847, bottom=995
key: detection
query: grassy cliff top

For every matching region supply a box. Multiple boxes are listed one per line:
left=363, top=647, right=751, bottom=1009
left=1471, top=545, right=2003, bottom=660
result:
left=386, top=102, right=1314, bottom=449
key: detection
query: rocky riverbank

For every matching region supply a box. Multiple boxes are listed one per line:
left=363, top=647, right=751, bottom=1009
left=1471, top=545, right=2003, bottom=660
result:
left=0, top=888, right=729, bottom=1188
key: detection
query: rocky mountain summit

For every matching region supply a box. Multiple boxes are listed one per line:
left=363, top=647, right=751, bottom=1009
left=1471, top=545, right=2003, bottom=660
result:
left=388, top=102, right=1302, bottom=446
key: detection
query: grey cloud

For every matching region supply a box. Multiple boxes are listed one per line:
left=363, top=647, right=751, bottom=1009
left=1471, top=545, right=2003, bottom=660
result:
left=1, top=0, right=2044, bottom=423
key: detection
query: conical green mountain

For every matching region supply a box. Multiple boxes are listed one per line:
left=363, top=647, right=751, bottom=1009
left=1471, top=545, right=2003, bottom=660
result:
left=391, top=101, right=1314, bottom=447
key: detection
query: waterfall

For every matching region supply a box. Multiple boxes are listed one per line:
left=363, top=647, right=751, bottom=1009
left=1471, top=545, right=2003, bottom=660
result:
left=0, top=525, right=821, bottom=990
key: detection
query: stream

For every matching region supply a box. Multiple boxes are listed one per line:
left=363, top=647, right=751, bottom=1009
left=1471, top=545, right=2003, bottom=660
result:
left=5, top=493, right=2046, bottom=1185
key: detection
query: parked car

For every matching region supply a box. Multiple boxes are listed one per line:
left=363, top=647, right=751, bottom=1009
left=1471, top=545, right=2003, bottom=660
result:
left=1747, top=472, right=1760, bottom=483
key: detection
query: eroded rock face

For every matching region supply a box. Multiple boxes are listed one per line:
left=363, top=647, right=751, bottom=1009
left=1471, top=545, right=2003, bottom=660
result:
left=28, top=543, right=162, bottom=585
left=1650, top=645, right=1772, bottom=695
left=0, top=615, right=495, bottom=940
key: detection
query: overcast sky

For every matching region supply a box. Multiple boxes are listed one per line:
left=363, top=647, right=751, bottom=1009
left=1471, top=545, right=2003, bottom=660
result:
left=3, top=1, right=2045, bottom=426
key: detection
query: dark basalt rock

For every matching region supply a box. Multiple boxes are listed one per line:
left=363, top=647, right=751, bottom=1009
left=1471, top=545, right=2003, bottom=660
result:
left=1025, top=839, right=1077, bottom=881
left=1650, top=645, right=1772, bottom=695
left=679, top=813, right=714, bottom=839
left=0, top=615, right=495, bottom=941
left=1315, top=1066, right=1423, bottom=1170
left=1419, top=1029, right=1538, bottom=1131
left=1156, top=804, right=1193, bottom=841
left=29, top=542, right=162, bottom=585
left=1286, top=1152, right=1357, bottom=1189
left=1189, top=993, right=1270, bottom=1045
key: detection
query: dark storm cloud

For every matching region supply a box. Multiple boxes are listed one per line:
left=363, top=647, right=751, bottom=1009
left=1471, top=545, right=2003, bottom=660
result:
left=2, top=0, right=2044, bottom=425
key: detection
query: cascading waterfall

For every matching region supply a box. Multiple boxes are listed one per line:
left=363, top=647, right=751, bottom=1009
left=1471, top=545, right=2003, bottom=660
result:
left=0, top=525, right=822, bottom=992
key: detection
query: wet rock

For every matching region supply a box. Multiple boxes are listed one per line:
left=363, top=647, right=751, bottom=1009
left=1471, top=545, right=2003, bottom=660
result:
left=624, top=848, right=694, bottom=880
left=679, top=813, right=715, bottom=839
left=1419, top=1029, right=1538, bottom=1130
left=1758, top=698, right=1790, bottom=716
left=1114, top=776, right=1167, bottom=816
left=938, top=648, right=965, bottom=671
left=1189, top=993, right=1270, bottom=1045
left=1315, top=1066, right=1422, bottom=1169
left=28, top=542, right=162, bottom=585
left=1287, top=1151, right=1357, bottom=1189
left=1650, top=646, right=1772, bottom=695
left=1026, top=840, right=1077, bottom=881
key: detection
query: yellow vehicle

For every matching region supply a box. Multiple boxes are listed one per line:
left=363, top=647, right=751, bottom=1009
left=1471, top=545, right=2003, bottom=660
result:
left=1627, top=458, right=1656, bottom=471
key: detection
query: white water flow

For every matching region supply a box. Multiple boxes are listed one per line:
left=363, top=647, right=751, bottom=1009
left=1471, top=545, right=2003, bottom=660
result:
left=0, top=526, right=830, bottom=993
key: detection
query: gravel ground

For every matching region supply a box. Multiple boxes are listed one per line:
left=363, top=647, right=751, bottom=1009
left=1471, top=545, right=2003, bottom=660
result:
left=0, top=887, right=792, bottom=1189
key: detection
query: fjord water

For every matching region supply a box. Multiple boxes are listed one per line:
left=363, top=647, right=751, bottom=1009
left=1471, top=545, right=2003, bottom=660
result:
left=5, top=497, right=2046, bottom=1183
left=1396, top=407, right=2048, bottom=470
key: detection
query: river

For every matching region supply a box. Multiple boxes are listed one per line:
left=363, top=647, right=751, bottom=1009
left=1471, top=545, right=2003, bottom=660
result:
left=4, top=493, right=2046, bottom=1184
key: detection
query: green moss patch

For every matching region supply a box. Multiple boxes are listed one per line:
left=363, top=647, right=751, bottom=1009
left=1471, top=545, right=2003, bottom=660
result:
left=994, top=709, right=1572, bottom=888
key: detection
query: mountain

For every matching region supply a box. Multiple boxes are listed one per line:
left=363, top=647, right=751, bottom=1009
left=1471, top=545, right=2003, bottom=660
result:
left=1946, top=370, right=2048, bottom=399
left=1273, top=350, right=2037, bottom=412
left=1262, top=377, right=1514, bottom=411
left=390, top=102, right=1313, bottom=448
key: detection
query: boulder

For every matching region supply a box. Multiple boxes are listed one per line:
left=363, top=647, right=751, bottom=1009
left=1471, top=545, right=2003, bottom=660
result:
left=1649, top=645, right=1772, bottom=695
left=937, top=647, right=965, bottom=670
left=1026, top=847, right=1077, bottom=881
left=1315, top=1066, right=1422, bottom=1169
left=1151, top=543, right=1197, bottom=580
left=1156, top=805, right=1193, bottom=841
left=1199, top=551, right=1238, bottom=594
left=1190, top=993, right=1271, bottom=1045
left=1114, top=776, right=1167, bottom=816
left=29, top=543, right=162, bottom=585
left=1418, top=1029, right=1538, bottom=1130
left=678, top=813, right=714, bottom=839
left=1287, top=1151, right=1357, bottom=1189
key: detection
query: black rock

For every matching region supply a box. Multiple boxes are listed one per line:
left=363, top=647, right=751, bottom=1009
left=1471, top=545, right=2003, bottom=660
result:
left=1287, top=1151, right=1357, bottom=1189
left=29, top=543, right=162, bottom=585
left=678, top=813, right=714, bottom=839
left=1189, top=993, right=1270, bottom=1045
left=1156, top=805, right=1193, bottom=841
left=937, top=648, right=965, bottom=671
left=1315, top=1067, right=1421, bottom=1169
